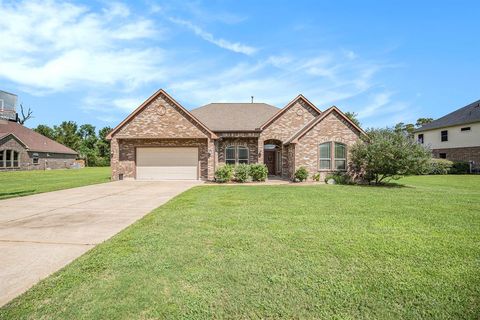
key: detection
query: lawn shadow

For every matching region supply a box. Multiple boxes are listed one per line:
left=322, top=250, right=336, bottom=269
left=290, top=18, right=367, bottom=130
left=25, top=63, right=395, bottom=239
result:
left=0, top=189, right=37, bottom=200
left=354, top=182, right=413, bottom=189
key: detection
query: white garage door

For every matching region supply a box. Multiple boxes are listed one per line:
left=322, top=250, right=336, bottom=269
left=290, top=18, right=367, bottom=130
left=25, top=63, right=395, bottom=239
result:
left=136, top=147, right=199, bottom=180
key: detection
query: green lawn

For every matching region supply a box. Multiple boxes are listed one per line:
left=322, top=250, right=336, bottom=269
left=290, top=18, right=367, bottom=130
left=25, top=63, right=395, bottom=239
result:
left=1, top=175, right=479, bottom=319
left=0, top=167, right=111, bottom=200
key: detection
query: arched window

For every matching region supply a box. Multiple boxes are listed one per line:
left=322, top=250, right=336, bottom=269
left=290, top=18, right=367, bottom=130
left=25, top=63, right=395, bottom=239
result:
left=334, top=143, right=346, bottom=170
left=225, top=146, right=236, bottom=165
left=319, top=142, right=331, bottom=169
left=1, top=150, right=19, bottom=168
left=237, top=146, right=249, bottom=164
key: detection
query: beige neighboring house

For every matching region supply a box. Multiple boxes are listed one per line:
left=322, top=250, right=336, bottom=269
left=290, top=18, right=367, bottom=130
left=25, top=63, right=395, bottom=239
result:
left=414, top=99, right=480, bottom=164
left=107, top=89, right=366, bottom=181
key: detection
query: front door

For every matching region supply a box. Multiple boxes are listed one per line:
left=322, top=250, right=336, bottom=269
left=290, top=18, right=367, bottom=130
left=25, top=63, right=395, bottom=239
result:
left=264, top=150, right=276, bottom=175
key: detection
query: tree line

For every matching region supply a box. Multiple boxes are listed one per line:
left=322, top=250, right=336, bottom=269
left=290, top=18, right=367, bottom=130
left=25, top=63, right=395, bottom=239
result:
left=34, top=122, right=112, bottom=167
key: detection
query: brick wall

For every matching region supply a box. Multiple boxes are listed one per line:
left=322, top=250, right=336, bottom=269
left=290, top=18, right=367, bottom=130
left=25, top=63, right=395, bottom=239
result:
left=114, top=93, right=210, bottom=139
left=110, top=92, right=213, bottom=180
left=217, top=138, right=258, bottom=165
left=259, top=99, right=320, bottom=177
left=111, top=138, right=210, bottom=180
left=432, top=146, right=480, bottom=164
left=294, top=111, right=362, bottom=181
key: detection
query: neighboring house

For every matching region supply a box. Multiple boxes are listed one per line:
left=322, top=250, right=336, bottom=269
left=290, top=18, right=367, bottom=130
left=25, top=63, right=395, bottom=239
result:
left=0, top=120, right=77, bottom=171
left=414, top=100, right=480, bottom=164
left=107, top=89, right=366, bottom=181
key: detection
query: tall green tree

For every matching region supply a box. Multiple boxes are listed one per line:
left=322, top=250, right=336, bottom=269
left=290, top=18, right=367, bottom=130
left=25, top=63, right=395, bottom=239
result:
left=34, top=125, right=55, bottom=140
left=416, top=117, right=433, bottom=127
left=53, top=121, right=81, bottom=151
left=344, top=111, right=361, bottom=127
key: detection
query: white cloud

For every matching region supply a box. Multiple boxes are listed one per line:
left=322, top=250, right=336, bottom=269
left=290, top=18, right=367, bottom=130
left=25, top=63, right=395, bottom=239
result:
left=0, top=0, right=162, bottom=92
left=169, top=17, right=257, bottom=55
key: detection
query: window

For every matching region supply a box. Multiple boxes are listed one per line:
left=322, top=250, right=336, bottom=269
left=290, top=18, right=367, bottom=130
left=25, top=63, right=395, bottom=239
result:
left=319, top=142, right=331, bottom=169
left=441, top=130, right=448, bottom=142
left=1, top=150, right=19, bottom=168
left=13, top=151, right=18, bottom=167
left=439, top=153, right=447, bottom=159
left=5, top=150, right=11, bottom=167
left=32, top=153, right=39, bottom=165
left=461, top=127, right=471, bottom=131
left=225, top=146, right=236, bottom=165
left=238, top=146, right=249, bottom=164
left=226, top=146, right=249, bottom=165
left=418, top=134, right=424, bottom=144
left=334, top=143, right=346, bottom=170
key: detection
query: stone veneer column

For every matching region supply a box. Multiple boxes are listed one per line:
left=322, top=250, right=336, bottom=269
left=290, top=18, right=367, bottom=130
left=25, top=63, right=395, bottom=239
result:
left=110, top=138, right=119, bottom=180
left=207, top=139, right=216, bottom=180
left=257, top=138, right=264, bottom=164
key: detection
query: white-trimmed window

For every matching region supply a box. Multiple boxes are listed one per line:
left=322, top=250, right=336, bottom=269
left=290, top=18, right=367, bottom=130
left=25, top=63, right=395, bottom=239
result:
left=334, top=143, right=346, bottom=170
left=225, top=146, right=236, bottom=165
left=225, top=145, right=249, bottom=164
left=319, top=142, right=331, bottom=169
left=237, top=146, right=249, bottom=164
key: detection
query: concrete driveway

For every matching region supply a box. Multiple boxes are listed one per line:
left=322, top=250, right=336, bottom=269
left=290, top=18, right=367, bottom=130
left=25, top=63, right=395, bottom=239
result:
left=0, top=180, right=201, bottom=306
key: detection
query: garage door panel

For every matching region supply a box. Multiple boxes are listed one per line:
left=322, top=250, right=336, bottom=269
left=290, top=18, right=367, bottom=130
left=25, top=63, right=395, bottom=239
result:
left=136, top=147, right=198, bottom=180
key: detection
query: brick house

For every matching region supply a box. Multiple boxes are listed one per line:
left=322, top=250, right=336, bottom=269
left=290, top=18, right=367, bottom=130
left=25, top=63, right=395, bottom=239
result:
left=107, top=89, right=366, bottom=181
left=0, top=120, right=77, bottom=171
left=414, top=99, right=480, bottom=164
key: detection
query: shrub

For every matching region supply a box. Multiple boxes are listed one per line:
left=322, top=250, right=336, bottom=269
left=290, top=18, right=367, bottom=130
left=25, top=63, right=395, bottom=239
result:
left=312, top=173, right=321, bottom=182
left=294, top=167, right=309, bottom=182
left=249, top=164, right=268, bottom=182
left=427, top=159, right=453, bottom=174
left=324, top=171, right=351, bottom=184
left=350, top=128, right=431, bottom=184
left=450, top=161, right=470, bottom=174
left=215, top=165, right=234, bottom=183
left=234, top=164, right=250, bottom=182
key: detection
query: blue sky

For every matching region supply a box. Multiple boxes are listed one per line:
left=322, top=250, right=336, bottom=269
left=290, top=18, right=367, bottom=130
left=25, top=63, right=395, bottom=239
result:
left=1, top=0, right=479, bottom=130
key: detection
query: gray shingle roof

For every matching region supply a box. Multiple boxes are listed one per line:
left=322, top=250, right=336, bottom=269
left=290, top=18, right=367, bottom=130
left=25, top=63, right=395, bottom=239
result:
left=416, top=99, right=480, bottom=132
left=190, top=103, right=279, bottom=131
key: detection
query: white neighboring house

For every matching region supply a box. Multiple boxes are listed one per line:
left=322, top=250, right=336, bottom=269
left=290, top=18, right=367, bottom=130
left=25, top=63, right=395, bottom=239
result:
left=414, top=100, right=480, bottom=165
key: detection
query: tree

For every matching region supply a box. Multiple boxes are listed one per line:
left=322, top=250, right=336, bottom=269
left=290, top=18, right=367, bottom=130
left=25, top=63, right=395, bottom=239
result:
left=54, top=121, right=81, bottom=151
left=34, top=124, right=56, bottom=140
left=18, top=103, right=33, bottom=124
left=95, top=126, right=112, bottom=164
left=350, top=128, right=431, bottom=184
left=394, top=122, right=415, bottom=138
left=78, top=124, right=98, bottom=166
left=344, top=111, right=361, bottom=127
left=416, top=117, right=433, bottom=127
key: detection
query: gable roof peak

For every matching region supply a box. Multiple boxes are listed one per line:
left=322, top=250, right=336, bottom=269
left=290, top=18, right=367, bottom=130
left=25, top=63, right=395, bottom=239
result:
left=259, top=94, right=322, bottom=130
left=106, top=88, right=217, bottom=140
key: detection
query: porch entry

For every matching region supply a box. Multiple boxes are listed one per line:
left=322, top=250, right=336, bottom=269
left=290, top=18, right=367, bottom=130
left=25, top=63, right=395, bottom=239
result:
left=263, top=139, right=282, bottom=176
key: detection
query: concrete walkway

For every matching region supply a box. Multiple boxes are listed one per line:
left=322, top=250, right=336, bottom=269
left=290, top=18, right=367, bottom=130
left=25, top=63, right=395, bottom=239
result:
left=0, top=180, right=201, bottom=306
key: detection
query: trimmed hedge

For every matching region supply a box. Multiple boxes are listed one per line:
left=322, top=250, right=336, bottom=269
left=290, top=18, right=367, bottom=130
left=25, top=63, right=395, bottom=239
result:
left=249, top=164, right=268, bottom=182
left=215, top=165, right=234, bottom=183
left=427, top=159, right=453, bottom=175
left=215, top=164, right=268, bottom=183
left=450, top=161, right=470, bottom=174
left=234, top=164, right=250, bottom=183
left=294, top=167, right=309, bottom=182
